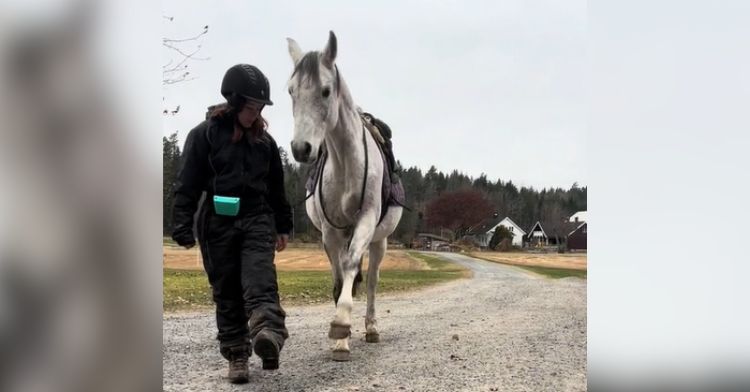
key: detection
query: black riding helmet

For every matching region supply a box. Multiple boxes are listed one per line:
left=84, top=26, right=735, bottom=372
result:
left=221, top=64, right=273, bottom=107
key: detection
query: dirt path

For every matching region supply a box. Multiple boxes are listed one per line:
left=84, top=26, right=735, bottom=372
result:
left=162, top=252, right=586, bottom=391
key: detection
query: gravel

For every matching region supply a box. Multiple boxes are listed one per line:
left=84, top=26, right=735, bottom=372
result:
left=163, top=252, right=587, bottom=391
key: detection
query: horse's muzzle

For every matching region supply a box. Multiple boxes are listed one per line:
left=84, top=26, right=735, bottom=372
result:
left=290, top=140, right=313, bottom=163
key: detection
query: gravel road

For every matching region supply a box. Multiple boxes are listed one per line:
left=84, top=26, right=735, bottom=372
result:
left=163, top=252, right=586, bottom=391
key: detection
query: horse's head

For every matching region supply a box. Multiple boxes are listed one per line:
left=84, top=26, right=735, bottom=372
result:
left=286, top=31, right=341, bottom=164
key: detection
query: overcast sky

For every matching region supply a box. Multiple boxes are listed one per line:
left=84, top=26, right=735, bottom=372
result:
left=162, top=0, right=586, bottom=189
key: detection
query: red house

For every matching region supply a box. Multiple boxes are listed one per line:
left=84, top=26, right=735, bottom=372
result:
left=567, top=222, right=587, bottom=251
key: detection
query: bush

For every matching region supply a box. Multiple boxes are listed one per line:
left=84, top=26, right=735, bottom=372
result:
left=455, top=238, right=479, bottom=252
left=489, top=226, right=514, bottom=250
left=496, top=238, right=513, bottom=252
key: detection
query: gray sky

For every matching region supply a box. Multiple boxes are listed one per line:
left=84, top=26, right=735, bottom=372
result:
left=162, top=0, right=586, bottom=189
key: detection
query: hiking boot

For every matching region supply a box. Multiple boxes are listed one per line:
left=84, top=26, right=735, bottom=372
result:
left=253, top=330, right=281, bottom=370
left=226, top=347, right=249, bottom=384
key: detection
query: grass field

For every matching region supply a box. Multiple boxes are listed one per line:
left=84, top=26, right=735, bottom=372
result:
left=163, top=245, right=427, bottom=271
left=469, top=251, right=587, bottom=279
left=163, top=242, right=586, bottom=311
left=163, top=250, right=469, bottom=312
left=515, top=265, right=587, bottom=279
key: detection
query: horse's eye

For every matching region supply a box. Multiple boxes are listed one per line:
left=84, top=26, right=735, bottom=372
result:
left=288, top=87, right=293, bottom=95
left=321, top=87, right=331, bottom=98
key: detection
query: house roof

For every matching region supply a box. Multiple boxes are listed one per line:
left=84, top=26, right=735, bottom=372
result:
left=466, top=215, right=526, bottom=236
left=465, top=215, right=504, bottom=236
left=568, top=222, right=587, bottom=236
left=528, top=221, right=580, bottom=238
left=499, top=217, right=527, bottom=235
left=528, top=221, right=547, bottom=237
left=568, top=211, right=587, bottom=222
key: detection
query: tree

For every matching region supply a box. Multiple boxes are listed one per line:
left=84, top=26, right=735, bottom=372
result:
left=162, top=16, right=210, bottom=115
left=424, top=189, right=494, bottom=241
left=423, top=165, right=439, bottom=201
left=162, top=17, right=209, bottom=86
left=163, top=132, right=182, bottom=234
left=489, top=226, right=514, bottom=251
left=473, top=173, right=490, bottom=192
left=540, top=203, right=568, bottom=249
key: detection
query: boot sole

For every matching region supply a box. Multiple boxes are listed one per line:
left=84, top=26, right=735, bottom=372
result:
left=254, top=338, right=279, bottom=370
left=228, top=375, right=249, bottom=384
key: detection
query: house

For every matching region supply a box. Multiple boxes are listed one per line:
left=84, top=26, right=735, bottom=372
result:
left=526, top=220, right=581, bottom=247
left=414, top=233, right=450, bottom=251
left=526, top=221, right=550, bottom=246
left=567, top=222, right=587, bottom=251
left=465, top=214, right=527, bottom=248
left=568, top=211, right=587, bottom=223
left=464, top=214, right=502, bottom=248
left=490, top=216, right=526, bottom=247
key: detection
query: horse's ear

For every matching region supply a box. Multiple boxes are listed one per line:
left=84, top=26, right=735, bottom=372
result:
left=287, top=37, right=303, bottom=65
left=322, top=30, right=337, bottom=69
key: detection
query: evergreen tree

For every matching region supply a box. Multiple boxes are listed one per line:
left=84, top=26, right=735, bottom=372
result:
left=163, top=132, right=181, bottom=235
left=489, top=226, right=514, bottom=251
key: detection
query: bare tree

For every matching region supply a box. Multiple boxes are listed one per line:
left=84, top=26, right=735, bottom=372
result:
left=541, top=204, right=568, bottom=250
left=162, top=15, right=209, bottom=114
left=424, top=189, right=494, bottom=241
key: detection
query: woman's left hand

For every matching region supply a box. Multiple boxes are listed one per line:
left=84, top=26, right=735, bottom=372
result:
left=275, top=234, right=289, bottom=252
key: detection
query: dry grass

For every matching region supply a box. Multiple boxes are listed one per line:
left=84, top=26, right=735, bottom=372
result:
left=163, top=245, right=428, bottom=272
left=469, top=251, right=587, bottom=271
left=163, top=248, right=470, bottom=311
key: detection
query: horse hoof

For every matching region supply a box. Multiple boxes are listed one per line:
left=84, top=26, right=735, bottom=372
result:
left=328, top=322, right=351, bottom=339
left=332, top=350, right=351, bottom=362
left=365, top=332, right=380, bottom=343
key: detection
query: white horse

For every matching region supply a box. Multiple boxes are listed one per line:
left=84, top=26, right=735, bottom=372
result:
left=286, top=31, right=403, bottom=361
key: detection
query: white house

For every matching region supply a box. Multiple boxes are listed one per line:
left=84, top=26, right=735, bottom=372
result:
left=492, top=217, right=526, bottom=247
left=568, top=210, right=587, bottom=223
left=467, top=215, right=527, bottom=248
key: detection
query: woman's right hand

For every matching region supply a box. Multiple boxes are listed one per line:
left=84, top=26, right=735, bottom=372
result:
left=173, top=230, right=196, bottom=249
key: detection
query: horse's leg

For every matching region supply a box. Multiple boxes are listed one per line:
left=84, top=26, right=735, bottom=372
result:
left=322, top=243, right=343, bottom=306
left=321, top=230, right=352, bottom=360
left=329, top=260, right=358, bottom=361
left=365, top=238, right=386, bottom=343
left=328, top=212, right=378, bottom=361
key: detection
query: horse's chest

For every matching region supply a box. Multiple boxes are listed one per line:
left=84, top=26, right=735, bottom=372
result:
left=319, top=170, right=359, bottom=215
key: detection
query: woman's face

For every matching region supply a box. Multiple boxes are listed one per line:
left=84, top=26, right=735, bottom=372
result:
left=237, top=101, right=264, bottom=128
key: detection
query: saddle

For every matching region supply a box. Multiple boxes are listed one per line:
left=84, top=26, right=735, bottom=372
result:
left=305, top=111, right=406, bottom=224
left=360, top=110, right=401, bottom=182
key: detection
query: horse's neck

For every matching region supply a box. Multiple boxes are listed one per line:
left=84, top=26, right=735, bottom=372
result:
left=324, top=102, right=363, bottom=180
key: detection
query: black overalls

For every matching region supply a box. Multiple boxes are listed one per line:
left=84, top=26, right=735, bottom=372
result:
left=171, top=115, right=292, bottom=358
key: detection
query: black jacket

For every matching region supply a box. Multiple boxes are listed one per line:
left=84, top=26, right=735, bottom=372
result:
left=171, top=116, right=292, bottom=245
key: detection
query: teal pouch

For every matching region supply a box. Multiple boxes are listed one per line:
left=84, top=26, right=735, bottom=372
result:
left=213, top=195, right=240, bottom=216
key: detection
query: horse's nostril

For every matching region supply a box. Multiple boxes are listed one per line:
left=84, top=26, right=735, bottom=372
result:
left=291, top=141, right=313, bottom=162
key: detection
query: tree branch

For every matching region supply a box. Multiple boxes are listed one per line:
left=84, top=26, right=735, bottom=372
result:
left=162, top=26, right=208, bottom=43
left=163, top=18, right=210, bottom=108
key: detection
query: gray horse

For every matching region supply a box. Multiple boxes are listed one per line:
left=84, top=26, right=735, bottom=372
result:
left=287, top=31, right=403, bottom=361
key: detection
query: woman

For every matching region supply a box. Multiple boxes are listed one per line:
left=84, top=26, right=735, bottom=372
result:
left=171, top=64, right=292, bottom=384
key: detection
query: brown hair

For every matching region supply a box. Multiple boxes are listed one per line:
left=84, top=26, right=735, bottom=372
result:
left=209, top=103, right=267, bottom=143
